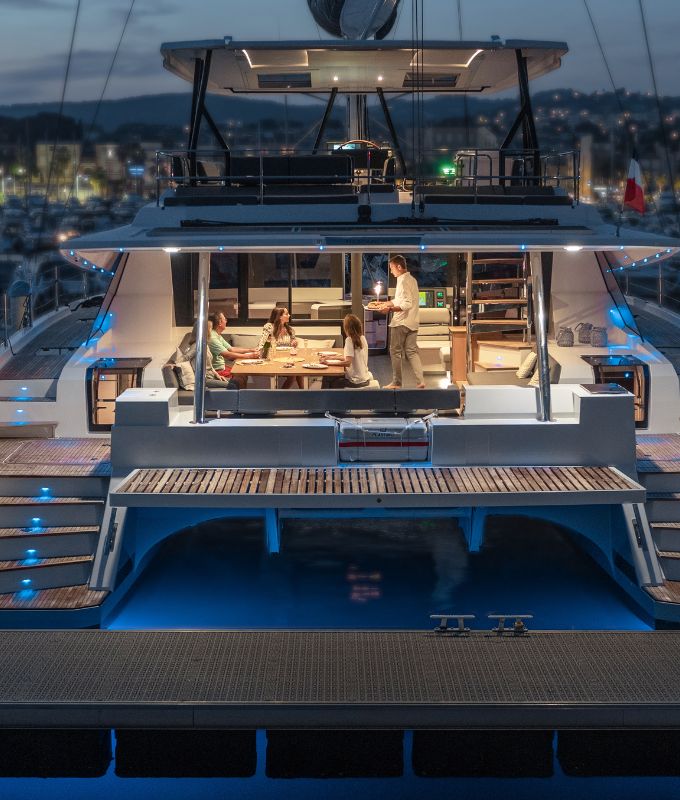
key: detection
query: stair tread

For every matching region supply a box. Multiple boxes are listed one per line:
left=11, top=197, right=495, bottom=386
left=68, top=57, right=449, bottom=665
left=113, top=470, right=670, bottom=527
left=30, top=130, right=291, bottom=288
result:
left=472, top=278, right=526, bottom=284
left=0, top=584, right=108, bottom=611
left=0, top=496, right=105, bottom=505
left=645, top=579, right=680, bottom=604
left=658, top=550, right=680, bottom=560
left=0, top=525, right=99, bottom=538
left=0, top=555, right=93, bottom=571
left=0, top=464, right=111, bottom=477
left=646, top=492, right=680, bottom=499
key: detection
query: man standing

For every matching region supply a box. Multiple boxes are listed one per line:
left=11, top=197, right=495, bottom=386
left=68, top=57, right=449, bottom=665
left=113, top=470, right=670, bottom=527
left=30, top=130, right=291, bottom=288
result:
left=378, top=255, right=425, bottom=389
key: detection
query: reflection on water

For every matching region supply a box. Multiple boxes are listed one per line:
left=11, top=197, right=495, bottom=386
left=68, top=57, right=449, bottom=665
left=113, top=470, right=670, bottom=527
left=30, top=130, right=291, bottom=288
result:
left=108, top=515, right=648, bottom=631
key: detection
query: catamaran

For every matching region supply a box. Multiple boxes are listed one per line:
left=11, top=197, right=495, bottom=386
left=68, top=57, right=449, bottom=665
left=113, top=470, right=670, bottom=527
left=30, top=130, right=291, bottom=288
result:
left=0, top=16, right=678, bottom=628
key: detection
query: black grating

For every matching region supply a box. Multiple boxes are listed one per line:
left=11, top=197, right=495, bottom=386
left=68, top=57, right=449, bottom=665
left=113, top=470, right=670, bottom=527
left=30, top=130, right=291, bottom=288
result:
left=403, top=72, right=458, bottom=88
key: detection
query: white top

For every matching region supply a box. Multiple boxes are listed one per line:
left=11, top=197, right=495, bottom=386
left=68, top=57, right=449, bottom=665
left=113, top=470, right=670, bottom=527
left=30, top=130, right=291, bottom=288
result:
left=344, top=335, right=371, bottom=385
left=389, top=271, right=420, bottom=331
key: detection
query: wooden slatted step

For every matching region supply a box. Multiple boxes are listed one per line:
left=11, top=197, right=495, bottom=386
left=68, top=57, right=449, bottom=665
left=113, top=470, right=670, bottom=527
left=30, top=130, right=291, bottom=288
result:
left=645, top=580, right=680, bottom=604
left=652, top=522, right=680, bottom=529
left=471, top=299, right=527, bottom=305
left=469, top=320, right=527, bottom=326
left=0, top=525, right=99, bottom=539
left=472, top=258, right=524, bottom=265
left=658, top=551, right=680, bottom=560
left=0, top=496, right=105, bottom=505
left=0, top=555, right=93, bottom=571
left=472, top=278, right=526, bottom=285
left=0, top=584, right=108, bottom=611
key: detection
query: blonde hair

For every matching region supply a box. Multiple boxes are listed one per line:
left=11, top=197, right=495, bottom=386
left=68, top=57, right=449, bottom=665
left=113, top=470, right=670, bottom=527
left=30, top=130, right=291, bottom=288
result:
left=343, top=314, right=363, bottom=350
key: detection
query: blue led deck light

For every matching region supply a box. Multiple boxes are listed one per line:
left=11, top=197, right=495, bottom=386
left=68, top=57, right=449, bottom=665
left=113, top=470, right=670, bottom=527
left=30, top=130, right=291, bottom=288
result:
left=25, top=549, right=36, bottom=557
left=20, top=387, right=27, bottom=391
left=31, top=518, right=40, bottom=525
left=21, top=579, right=31, bottom=586
left=16, top=409, right=24, bottom=413
left=420, top=244, right=426, bottom=251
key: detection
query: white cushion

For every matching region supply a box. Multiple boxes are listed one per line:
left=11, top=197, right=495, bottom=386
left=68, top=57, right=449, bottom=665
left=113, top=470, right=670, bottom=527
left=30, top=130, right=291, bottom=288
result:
left=516, top=351, right=537, bottom=379
left=528, top=370, right=540, bottom=387
left=175, top=360, right=195, bottom=390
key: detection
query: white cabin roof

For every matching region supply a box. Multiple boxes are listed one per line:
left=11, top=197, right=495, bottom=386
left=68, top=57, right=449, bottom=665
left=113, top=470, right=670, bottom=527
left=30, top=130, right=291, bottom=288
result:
left=160, top=38, right=568, bottom=94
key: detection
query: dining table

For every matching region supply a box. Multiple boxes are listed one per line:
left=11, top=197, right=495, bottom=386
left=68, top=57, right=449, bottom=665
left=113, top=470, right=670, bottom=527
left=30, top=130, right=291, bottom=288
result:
left=229, top=346, right=345, bottom=389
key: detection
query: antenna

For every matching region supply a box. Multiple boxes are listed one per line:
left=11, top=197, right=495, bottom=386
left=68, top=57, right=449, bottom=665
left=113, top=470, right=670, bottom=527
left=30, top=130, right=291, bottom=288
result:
left=307, top=0, right=400, bottom=40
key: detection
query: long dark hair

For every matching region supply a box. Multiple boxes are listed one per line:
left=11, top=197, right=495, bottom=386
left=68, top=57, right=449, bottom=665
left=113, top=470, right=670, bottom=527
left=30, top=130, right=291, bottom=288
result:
left=343, top=314, right=363, bottom=349
left=268, top=307, right=294, bottom=339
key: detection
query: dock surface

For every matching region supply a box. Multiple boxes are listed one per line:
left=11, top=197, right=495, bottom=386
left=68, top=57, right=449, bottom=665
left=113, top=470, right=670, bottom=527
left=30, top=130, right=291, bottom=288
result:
left=1, top=629, right=680, bottom=729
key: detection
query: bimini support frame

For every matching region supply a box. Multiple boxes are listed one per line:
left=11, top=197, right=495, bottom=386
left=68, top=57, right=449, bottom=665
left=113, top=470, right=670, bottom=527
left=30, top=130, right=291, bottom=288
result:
left=188, top=52, right=231, bottom=180
left=312, top=87, right=339, bottom=155
left=500, top=49, right=541, bottom=182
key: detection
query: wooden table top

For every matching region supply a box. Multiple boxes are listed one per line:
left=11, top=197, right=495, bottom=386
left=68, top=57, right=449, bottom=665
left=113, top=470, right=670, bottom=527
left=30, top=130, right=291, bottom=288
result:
left=230, top=347, right=345, bottom=379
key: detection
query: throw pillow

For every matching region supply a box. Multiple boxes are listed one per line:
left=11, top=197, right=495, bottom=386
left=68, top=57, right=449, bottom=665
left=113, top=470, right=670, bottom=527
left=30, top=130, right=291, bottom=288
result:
left=174, top=360, right=195, bottom=390
left=528, top=369, right=540, bottom=387
left=516, top=351, right=537, bottom=379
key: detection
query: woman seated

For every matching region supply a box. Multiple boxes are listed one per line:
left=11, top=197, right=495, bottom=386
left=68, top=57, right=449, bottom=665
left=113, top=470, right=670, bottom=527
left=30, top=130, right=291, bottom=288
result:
left=258, top=307, right=303, bottom=389
left=188, top=320, right=239, bottom=389
left=321, top=314, right=372, bottom=389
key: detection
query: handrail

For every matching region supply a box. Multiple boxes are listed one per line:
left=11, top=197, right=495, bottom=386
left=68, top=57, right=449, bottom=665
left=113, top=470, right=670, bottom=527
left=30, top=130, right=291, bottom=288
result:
left=155, top=146, right=581, bottom=205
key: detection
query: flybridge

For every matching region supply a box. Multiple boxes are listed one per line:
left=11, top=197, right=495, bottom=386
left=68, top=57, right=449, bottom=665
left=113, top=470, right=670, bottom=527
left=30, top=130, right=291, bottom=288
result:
left=160, top=38, right=568, bottom=94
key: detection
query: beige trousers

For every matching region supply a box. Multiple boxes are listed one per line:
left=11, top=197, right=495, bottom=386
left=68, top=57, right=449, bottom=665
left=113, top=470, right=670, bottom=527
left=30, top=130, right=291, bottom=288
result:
left=389, top=325, right=424, bottom=386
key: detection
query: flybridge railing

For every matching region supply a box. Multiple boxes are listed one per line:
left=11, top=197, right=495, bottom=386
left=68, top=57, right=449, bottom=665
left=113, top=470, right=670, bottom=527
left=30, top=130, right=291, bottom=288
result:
left=155, top=146, right=580, bottom=204
left=449, top=148, right=580, bottom=202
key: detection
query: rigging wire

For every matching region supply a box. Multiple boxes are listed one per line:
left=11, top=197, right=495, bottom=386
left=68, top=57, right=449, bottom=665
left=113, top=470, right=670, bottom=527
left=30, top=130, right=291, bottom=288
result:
left=40, top=0, right=82, bottom=220
left=637, top=0, right=679, bottom=228
left=63, top=0, right=137, bottom=210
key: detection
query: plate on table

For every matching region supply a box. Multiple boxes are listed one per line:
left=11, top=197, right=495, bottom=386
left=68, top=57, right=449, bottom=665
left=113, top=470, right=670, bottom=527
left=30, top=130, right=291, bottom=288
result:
left=302, top=362, right=328, bottom=370
left=317, top=350, right=337, bottom=357
left=240, top=358, right=265, bottom=365
left=274, top=356, right=304, bottom=363
left=275, top=345, right=290, bottom=350
left=324, top=359, right=345, bottom=366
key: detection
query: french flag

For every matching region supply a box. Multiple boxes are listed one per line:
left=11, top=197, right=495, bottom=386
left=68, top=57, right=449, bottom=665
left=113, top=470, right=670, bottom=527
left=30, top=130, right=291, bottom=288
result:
left=624, top=149, right=645, bottom=214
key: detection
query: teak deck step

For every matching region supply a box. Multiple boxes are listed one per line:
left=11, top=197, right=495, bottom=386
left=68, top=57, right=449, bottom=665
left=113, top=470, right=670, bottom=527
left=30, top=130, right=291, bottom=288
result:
left=0, top=525, right=99, bottom=539
left=636, top=434, right=680, bottom=473
left=645, top=580, right=680, bottom=604
left=111, top=465, right=644, bottom=509
left=472, top=278, right=526, bottom=285
left=0, top=584, right=108, bottom=611
left=471, top=299, right=527, bottom=305
left=0, top=555, right=92, bottom=571
left=0, top=422, right=58, bottom=439
left=469, top=320, right=527, bottom=327
left=472, top=258, right=524, bottom=265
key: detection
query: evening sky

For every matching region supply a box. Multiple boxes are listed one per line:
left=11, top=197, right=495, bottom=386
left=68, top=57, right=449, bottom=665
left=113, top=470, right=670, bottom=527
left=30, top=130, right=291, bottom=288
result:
left=0, top=0, right=676, bottom=105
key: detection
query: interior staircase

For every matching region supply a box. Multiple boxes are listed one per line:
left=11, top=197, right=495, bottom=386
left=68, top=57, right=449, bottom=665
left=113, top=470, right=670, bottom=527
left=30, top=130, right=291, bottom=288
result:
left=465, top=253, right=531, bottom=372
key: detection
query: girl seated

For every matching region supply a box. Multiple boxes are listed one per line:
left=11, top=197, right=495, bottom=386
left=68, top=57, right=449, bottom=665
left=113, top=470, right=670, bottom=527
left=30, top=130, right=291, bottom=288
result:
left=321, top=314, right=372, bottom=388
left=258, top=307, right=302, bottom=389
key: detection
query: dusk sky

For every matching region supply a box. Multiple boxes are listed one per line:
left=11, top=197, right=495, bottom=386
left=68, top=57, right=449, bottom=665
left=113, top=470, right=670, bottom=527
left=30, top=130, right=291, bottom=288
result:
left=0, top=0, right=677, bottom=105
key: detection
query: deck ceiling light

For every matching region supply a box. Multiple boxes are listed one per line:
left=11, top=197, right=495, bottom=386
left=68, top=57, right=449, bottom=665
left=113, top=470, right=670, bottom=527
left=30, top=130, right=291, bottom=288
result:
left=564, top=245, right=583, bottom=252
left=163, top=247, right=180, bottom=253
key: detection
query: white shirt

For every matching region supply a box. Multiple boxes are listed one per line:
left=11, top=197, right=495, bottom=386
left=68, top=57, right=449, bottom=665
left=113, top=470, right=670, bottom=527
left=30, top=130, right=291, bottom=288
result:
left=389, top=271, right=420, bottom=330
left=344, top=335, right=371, bottom=384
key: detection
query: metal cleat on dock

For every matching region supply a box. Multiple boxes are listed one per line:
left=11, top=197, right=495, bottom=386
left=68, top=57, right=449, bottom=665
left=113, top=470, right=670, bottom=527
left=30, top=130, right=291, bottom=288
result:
left=488, top=614, right=533, bottom=636
left=430, top=614, right=475, bottom=635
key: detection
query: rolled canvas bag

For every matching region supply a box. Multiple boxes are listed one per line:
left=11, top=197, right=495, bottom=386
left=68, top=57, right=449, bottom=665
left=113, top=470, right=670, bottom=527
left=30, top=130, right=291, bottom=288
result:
left=590, top=326, right=608, bottom=347
left=556, top=326, right=574, bottom=347
left=575, top=322, right=593, bottom=344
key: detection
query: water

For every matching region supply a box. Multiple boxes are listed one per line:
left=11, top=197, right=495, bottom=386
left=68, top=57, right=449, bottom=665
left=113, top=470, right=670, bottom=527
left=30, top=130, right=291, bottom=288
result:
left=5, top=515, right=675, bottom=798
left=108, top=515, right=648, bottom=630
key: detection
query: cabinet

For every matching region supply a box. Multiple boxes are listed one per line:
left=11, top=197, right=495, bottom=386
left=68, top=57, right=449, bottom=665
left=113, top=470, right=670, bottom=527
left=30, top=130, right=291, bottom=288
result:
left=86, top=358, right=151, bottom=432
